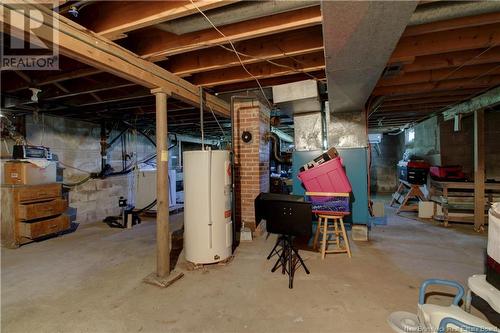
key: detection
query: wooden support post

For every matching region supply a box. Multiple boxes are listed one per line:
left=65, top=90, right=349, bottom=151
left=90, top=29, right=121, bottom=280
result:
left=474, top=108, right=485, bottom=231
left=153, top=89, right=170, bottom=277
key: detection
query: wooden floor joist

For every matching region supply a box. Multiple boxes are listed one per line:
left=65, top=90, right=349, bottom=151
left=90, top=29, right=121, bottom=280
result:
left=191, top=51, right=325, bottom=87
left=381, top=95, right=473, bottom=108
left=403, top=47, right=500, bottom=73
left=378, top=64, right=500, bottom=87
left=372, top=75, right=500, bottom=96
left=6, top=68, right=102, bottom=93
left=86, top=0, right=236, bottom=40
left=133, top=6, right=322, bottom=60
left=383, top=89, right=485, bottom=101
left=167, top=26, right=324, bottom=77
left=1, top=2, right=230, bottom=117
left=390, top=23, right=500, bottom=63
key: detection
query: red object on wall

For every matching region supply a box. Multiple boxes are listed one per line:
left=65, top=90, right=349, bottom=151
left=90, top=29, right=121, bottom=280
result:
left=298, top=157, right=352, bottom=193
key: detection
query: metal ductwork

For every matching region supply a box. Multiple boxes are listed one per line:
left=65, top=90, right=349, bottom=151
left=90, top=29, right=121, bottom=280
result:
left=409, top=1, right=500, bottom=26
left=156, top=1, right=318, bottom=35
left=322, top=1, right=417, bottom=148
left=272, top=80, right=324, bottom=151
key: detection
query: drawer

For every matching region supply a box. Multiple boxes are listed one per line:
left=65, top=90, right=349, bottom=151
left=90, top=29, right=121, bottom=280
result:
left=19, top=215, right=69, bottom=239
left=17, top=198, right=67, bottom=220
left=16, top=184, right=61, bottom=202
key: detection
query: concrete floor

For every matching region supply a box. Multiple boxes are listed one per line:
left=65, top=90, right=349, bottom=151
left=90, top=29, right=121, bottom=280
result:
left=1, top=206, right=492, bottom=332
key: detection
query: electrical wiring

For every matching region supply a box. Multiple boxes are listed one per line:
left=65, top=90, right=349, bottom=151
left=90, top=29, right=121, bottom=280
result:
left=216, top=43, right=322, bottom=83
left=207, top=104, right=227, bottom=138
left=188, top=0, right=274, bottom=110
left=6, top=2, right=214, bottom=111
left=56, top=160, right=92, bottom=174
left=428, top=63, right=500, bottom=116
left=63, top=175, right=92, bottom=187
left=434, top=43, right=499, bottom=83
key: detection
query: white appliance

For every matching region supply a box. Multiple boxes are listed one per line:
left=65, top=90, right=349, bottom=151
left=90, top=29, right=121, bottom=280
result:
left=134, top=169, right=176, bottom=210
left=183, top=150, right=232, bottom=264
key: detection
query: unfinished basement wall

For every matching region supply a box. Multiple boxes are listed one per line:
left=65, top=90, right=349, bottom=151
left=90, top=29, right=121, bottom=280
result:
left=440, top=115, right=474, bottom=179
left=370, top=116, right=440, bottom=194
left=440, top=110, right=500, bottom=181
left=485, top=110, right=500, bottom=181
left=404, top=116, right=441, bottom=165
left=369, top=133, right=404, bottom=193
left=25, top=115, right=156, bottom=225
left=370, top=111, right=500, bottom=192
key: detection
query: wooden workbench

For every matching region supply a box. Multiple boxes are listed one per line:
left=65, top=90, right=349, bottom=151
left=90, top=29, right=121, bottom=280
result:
left=429, top=180, right=500, bottom=227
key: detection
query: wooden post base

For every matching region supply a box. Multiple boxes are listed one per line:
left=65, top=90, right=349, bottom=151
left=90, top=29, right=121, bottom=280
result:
left=143, top=271, right=184, bottom=288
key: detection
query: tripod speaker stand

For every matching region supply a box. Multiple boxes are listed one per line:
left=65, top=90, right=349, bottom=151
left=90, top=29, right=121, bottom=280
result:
left=256, top=193, right=312, bottom=289
left=269, top=234, right=310, bottom=288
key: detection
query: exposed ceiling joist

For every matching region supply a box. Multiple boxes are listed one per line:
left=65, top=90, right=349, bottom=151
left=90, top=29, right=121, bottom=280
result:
left=76, top=91, right=151, bottom=108
left=383, top=89, right=484, bottom=101
left=390, top=23, right=500, bottom=63
left=212, top=70, right=326, bottom=93
left=372, top=75, right=500, bottom=96
left=379, top=103, right=451, bottom=112
left=85, top=0, right=236, bottom=40
left=1, top=2, right=230, bottom=117
left=44, top=83, right=136, bottom=101
left=7, top=68, right=102, bottom=93
left=379, top=64, right=500, bottom=87
left=404, top=47, right=500, bottom=73
left=191, top=51, right=325, bottom=87
left=167, top=26, right=324, bottom=76
left=381, top=95, right=472, bottom=107
left=134, top=6, right=322, bottom=61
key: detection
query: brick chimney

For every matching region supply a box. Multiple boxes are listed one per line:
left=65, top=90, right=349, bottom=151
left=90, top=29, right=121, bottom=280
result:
left=232, top=99, right=270, bottom=231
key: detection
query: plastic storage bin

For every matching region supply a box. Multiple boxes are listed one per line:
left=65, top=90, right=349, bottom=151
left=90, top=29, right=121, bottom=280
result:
left=297, top=157, right=352, bottom=193
left=310, top=195, right=350, bottom=215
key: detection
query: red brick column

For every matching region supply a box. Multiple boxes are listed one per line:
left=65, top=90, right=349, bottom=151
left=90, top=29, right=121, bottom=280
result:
left=233, top=99, right=270, bottom=231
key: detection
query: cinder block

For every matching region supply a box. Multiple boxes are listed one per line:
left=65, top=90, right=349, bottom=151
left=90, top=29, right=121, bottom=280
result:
left=69, top=191, right=88, bottom=203
left=70, top=200, right=97, bottom=215
left=95, top=179, right=114, bottom=190
left=351, top=224, right=369, bottom=241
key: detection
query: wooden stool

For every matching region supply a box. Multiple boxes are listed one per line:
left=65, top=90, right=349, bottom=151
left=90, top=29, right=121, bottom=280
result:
left=313, top=214, right=352, bottom=259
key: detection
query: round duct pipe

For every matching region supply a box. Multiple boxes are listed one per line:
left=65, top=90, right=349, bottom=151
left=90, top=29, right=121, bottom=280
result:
left=409, top=1, right=500, bottom=26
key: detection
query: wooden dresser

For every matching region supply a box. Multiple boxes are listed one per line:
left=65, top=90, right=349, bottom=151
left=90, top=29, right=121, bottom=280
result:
left=1, top=183, right=69, bottom=248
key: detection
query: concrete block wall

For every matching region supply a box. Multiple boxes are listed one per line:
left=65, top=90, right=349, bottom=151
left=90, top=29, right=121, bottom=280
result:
left=440, top=115, right=474, bottom=179
left=25, top=115, right=154, bottom=225
left=68, top=175, right=133, bottom=224
left=370, top=111, right=500, bottom=192
left=233, top=99, right=270, bottom=231
left=404, top=116, right=441, bottom=165
left=370, top=133, right=404, bottom=193
left=485, top=110, right=500, bottom=180
left=440, top=110, right=500, bottom=181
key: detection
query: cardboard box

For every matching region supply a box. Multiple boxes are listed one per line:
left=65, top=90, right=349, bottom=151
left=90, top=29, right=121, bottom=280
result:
left=3, top=161, right=57, bottom=185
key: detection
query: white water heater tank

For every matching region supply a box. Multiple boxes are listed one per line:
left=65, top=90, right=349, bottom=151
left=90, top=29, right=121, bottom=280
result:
left=183, top=150, right=232, bottom=264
